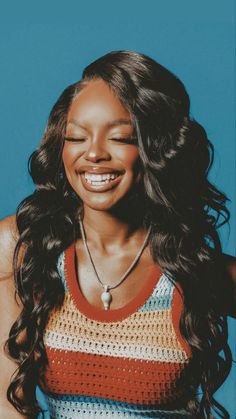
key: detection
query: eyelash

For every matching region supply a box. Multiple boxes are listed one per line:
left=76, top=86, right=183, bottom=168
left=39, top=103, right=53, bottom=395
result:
left=64, top=137, right=137, bottom=145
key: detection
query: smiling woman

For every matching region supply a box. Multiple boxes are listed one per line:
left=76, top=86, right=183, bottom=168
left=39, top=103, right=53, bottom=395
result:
left=0, top=50, right=235, bottom=419
left=63, top=79, right=140, bottom=210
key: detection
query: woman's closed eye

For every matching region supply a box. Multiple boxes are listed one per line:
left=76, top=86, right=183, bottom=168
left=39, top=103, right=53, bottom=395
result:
left=64, top=137, right=86, bottom=142
left=64, top=137, right=137, bottom=145
left=109, top=137, right=138, bottom=145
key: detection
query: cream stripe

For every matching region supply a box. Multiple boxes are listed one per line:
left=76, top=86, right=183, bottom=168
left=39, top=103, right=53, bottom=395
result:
left=44, top=328, right=188, bottom=363
left=45, top=295, right=184, bottom=349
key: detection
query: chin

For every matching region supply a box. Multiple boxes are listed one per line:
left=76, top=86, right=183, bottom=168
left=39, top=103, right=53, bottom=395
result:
left=75, top=187, right=135, bottom=212
left=75, top=192, right=119, bottom=212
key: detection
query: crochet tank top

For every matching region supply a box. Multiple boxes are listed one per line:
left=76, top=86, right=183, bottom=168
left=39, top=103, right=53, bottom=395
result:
left=40, top=243, right=196, bottom=418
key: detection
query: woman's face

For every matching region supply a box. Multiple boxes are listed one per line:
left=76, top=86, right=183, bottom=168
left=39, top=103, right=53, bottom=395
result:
left=63, top=78, right=140, bottom=211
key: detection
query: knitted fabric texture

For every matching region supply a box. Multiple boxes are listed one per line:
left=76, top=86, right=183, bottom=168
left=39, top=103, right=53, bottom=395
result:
left=41, top=243, right=195, bottom=418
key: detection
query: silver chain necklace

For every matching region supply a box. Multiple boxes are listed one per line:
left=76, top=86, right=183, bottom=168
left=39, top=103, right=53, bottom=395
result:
left=78, top=215, right=152, bottom=310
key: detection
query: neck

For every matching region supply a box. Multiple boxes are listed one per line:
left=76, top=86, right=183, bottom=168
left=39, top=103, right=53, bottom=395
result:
left=80, top=203, right=148, bottom=255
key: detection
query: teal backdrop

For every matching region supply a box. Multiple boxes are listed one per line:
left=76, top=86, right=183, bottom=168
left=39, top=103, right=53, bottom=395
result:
left=0, top=1, right=235, bottom=417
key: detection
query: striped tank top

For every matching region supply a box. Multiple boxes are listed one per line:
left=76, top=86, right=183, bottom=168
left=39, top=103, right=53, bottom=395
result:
left=40, top=243, right=196, bottom=418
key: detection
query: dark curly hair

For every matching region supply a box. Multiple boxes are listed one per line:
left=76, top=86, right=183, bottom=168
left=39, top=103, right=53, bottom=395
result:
left=5, top=50, right=232, bottom=418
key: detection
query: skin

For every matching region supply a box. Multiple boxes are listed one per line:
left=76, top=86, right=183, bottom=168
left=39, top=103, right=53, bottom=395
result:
left=63, top=78, right=140, bottom=212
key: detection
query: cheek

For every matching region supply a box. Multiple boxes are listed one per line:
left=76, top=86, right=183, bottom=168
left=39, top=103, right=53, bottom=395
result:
left=117, top=147, right=140, bottom=170
left=62, top=144, right=71, bottom=168
left=62, top=144, right=79, bottom=168
left=62, top=146, right=79, bottom=185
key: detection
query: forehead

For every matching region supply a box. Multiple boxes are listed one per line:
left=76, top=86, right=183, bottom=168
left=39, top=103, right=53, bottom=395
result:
left=67, top=79, right=132, bottom=128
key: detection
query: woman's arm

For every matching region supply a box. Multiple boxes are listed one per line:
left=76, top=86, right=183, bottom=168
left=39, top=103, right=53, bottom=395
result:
left=0, top=215, right=27, bottom=418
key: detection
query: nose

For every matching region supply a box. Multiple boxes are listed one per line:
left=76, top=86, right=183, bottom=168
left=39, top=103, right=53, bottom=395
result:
left=83, top=139, right=111, bottom=163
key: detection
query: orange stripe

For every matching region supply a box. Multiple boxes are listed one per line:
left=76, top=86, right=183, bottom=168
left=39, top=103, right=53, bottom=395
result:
left=43, top=347, right=191, bottom=405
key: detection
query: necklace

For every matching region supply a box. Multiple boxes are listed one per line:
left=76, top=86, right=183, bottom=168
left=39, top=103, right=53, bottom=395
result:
left=78, top=215, right=152, bottom=310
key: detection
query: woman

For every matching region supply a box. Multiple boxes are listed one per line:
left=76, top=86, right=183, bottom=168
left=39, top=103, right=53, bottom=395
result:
left=0, top=50, right=235, bottom=418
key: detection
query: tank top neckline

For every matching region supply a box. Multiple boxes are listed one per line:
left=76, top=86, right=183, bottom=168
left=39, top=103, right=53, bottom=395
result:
left=64, top=242, right=162, bottom=323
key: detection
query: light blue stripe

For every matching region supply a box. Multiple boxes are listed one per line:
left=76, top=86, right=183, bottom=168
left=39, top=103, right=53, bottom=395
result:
left=44, top=391, right=192, bottom=418
left=139, top=295, right=172, bottom=311
left=139, top=274, right=174, bottom=312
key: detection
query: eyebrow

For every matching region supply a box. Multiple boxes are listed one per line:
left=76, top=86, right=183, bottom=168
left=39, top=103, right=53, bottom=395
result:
left=67, top=118, right=132, bottom=129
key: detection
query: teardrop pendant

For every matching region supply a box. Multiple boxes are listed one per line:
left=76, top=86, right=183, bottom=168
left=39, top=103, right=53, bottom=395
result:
left=101, top=285, right=112, bottom=310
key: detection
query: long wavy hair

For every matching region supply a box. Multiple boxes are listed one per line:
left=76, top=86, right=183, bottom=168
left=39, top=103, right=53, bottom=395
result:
left=5, top=50, right=232, bottom=418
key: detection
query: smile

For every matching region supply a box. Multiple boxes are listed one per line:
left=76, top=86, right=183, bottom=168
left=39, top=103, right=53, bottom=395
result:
left=80, top=171, right=123, bottom=192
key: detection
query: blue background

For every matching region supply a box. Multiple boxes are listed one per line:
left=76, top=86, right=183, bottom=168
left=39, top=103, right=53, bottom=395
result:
left=0, top=1, right=235, bottom=416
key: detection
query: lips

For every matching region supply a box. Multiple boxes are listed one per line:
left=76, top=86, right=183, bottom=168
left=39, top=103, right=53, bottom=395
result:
left=77, top=166, right=124, bottom=192
left=77, top=165, right=124, bottom=175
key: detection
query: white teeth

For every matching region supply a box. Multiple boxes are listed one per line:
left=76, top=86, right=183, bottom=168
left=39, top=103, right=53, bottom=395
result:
left=84, top=172, right=119, bottom=184
left=87, top=180, right=104, bottom=186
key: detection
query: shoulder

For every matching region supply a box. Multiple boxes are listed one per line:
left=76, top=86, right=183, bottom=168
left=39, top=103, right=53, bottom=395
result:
left=218, top=252, right=236, bottom=318
left=0, top=214, right=18, bottom=243
left=0, top=214, right=18, bottom=238
left=0, top=217, right=24, bottom=409
left=0, top=214, right=23, bottom=339
left=0, top=214, right=19, bottom=277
